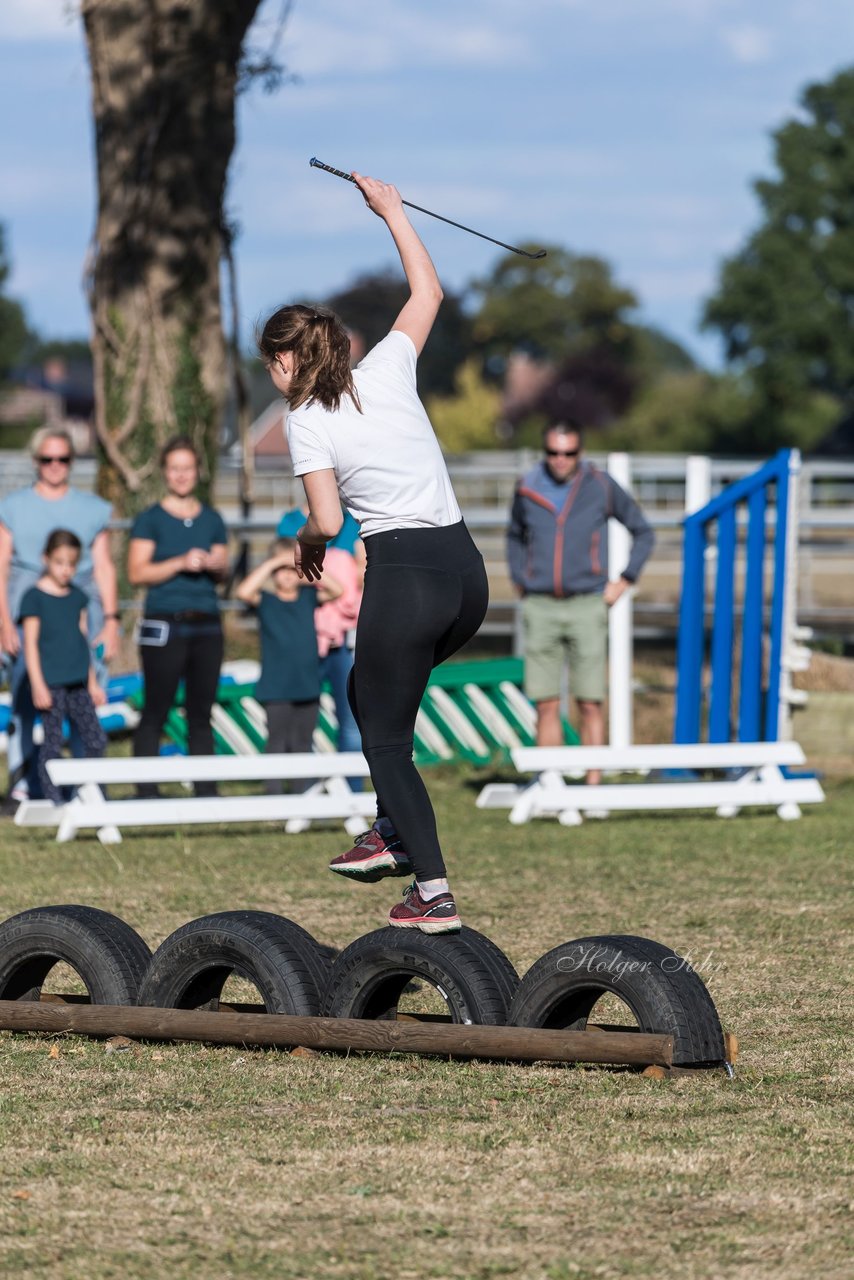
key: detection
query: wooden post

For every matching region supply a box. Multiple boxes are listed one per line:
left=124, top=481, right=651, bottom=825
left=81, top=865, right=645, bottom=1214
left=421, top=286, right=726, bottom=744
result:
left=0, top=1001, right=673, bottom=1067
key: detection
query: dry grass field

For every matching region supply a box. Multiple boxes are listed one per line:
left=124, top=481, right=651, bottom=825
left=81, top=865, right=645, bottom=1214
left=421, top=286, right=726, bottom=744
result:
left=0, top=767, right=851, bottom=1280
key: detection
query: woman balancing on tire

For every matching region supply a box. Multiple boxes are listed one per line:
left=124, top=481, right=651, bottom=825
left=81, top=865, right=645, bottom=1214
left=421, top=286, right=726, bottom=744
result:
left=260, top=173, right=488, bottom=935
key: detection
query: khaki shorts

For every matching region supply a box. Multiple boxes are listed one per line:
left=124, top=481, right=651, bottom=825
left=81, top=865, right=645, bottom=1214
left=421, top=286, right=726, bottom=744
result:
left=522, top=593, right=608, bottom=703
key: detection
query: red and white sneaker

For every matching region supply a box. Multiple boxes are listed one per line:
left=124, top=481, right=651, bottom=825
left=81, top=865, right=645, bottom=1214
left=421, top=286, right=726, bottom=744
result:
left=388, top=882, right=461, bottom=934
left=328, top=828, right=412, bottom=883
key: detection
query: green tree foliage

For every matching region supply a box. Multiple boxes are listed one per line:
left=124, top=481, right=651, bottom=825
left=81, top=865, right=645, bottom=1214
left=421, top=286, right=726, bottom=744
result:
left=324, top=269, right=472, bottom=398
left=632, top=324, right=696, bottom=382
left=0, top=224, right=31, bottom=382
left=469, top=246, right=698, bottom=437
left=704, top=67, right=854, bottom=444
left=605, top=371, right=754, bottom=454
left=470, top=246, right=638, bottom=365
left=426, top=359, right=502, bottom=454
left=32, top=338, right=92, bottom=365
left=602, top=371, right=837, bottom=456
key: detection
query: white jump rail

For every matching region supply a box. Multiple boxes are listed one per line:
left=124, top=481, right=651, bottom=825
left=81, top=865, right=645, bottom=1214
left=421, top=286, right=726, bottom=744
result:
left=476, top=741, right=824, bottom=824
left=14, top=752, right=376, bottom=845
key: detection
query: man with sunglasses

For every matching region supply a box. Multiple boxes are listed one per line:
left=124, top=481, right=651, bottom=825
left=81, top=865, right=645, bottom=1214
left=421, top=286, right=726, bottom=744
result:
left=507, top=422, right=654, bottom=784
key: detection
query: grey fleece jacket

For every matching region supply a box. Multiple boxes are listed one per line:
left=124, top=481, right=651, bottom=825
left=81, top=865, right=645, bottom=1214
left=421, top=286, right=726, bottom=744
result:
left=507, top=461, right=655, bottom=597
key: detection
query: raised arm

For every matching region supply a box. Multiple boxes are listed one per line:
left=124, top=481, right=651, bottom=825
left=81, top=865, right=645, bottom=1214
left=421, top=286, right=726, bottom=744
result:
left=352, top=173, right=443, bottom=356
left=235, top=556, right=280, bottom=608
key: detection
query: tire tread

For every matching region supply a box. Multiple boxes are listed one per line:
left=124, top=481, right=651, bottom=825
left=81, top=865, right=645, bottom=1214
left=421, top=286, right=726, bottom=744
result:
left=0, top=905, right=152, bottom=1005
left=138, top=911, right=327, bottom=1015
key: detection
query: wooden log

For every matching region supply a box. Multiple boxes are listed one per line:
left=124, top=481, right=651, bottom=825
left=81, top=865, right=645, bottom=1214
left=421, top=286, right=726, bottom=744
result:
left=0, top=1000, right=673, bottom=1067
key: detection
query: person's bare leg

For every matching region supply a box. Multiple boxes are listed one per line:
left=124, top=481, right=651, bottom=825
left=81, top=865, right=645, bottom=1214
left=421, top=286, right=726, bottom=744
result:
left=577, top=699, right=605, bottom=784
left=536, top=698, right=563, bottom=747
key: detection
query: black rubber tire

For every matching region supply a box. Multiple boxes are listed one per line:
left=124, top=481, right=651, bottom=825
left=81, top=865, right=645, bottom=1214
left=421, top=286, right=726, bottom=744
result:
left=137, top=911, right=327, bottom=1015
left=320, top=927, right=515, bottom=1025
left=458, top=926, right=520, bottom=1009
left=395, top=927, right=520, bottom=1023
left=508, top=934, right=725, bottom=1066
left=0, top=905, right=152, bottom=1005
left=224, top=911, right=333, bottom=997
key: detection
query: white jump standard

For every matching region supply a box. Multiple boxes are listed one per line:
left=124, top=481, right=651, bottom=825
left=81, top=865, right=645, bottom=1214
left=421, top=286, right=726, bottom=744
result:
left=14, top=752, right=376, bottom=844
left=477, top=741, right=824, bottom=824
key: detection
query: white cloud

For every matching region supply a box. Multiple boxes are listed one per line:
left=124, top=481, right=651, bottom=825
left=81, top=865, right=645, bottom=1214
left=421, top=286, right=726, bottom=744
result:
left=0, top=0, right=78, bottom=41
left=501, top=0, right=740, bottom=24
left=252, top=1, right=528, bottom=78
left=721, top=24, right=773, bottom=65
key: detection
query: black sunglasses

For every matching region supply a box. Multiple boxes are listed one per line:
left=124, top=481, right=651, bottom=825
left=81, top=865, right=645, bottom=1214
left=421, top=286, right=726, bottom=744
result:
left=545, top=448, right=579, bottom=458
left=38, top=455, right=72, bottom=465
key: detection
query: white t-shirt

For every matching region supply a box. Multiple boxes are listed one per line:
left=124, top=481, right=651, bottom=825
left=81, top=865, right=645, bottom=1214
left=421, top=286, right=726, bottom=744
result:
left=286, top=330, right=462, bottom=538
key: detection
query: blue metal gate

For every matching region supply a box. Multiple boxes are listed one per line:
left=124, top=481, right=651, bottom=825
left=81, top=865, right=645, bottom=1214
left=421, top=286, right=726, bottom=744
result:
left=674, top=449, right=798, bottom=744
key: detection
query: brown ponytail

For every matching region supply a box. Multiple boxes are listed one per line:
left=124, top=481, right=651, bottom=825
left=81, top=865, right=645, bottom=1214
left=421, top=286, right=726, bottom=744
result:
left=258, top=304, right=361, bottom=412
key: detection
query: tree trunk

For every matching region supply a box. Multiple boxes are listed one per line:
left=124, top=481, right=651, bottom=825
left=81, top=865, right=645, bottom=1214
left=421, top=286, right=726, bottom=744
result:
left=82, top=0, right=263, bottom=515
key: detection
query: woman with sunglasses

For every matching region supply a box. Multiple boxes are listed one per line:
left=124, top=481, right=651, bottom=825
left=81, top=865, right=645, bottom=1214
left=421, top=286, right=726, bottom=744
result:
left=259, top=173, right=488, bottom=934
left=0, top=427, right=119, bottom=803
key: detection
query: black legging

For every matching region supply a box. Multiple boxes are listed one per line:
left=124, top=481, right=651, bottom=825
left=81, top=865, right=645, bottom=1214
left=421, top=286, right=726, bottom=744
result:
left=134, top=616, right=223, bottom=794
left=347, top=520, right=488, bottom=882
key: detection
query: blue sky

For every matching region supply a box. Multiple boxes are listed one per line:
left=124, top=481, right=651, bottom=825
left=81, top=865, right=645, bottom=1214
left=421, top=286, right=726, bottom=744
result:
left=1, top=0, right=853, bottom=367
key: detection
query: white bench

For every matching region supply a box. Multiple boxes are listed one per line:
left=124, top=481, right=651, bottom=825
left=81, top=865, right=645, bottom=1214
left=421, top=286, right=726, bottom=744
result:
left=476, top=741, right=824, bottom=824
left=14, top=752, right=376, bottom=844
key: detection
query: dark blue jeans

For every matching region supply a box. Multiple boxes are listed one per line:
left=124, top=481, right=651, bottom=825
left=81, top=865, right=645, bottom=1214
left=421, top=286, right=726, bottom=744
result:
left=320, top=644, right=363, bottom=789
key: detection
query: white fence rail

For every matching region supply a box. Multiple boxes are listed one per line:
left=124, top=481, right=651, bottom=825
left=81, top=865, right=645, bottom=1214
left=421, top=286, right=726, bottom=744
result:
left=4, top=450, right=854, bottom=524
left=3, top=451, right=854, bottom=634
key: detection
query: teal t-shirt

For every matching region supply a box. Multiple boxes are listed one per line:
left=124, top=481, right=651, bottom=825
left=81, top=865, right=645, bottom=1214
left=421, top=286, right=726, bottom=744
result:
left=0, top=486, right=111, bottom=618
left=276, top=507, right=362, bottom=554
left=332, top=510, right=362, bottom=554
left=18, top=585, right=91, bottom=687
left=254, top=589, right=320, bottom=703
left=130, top=503, right=227, bottom=615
